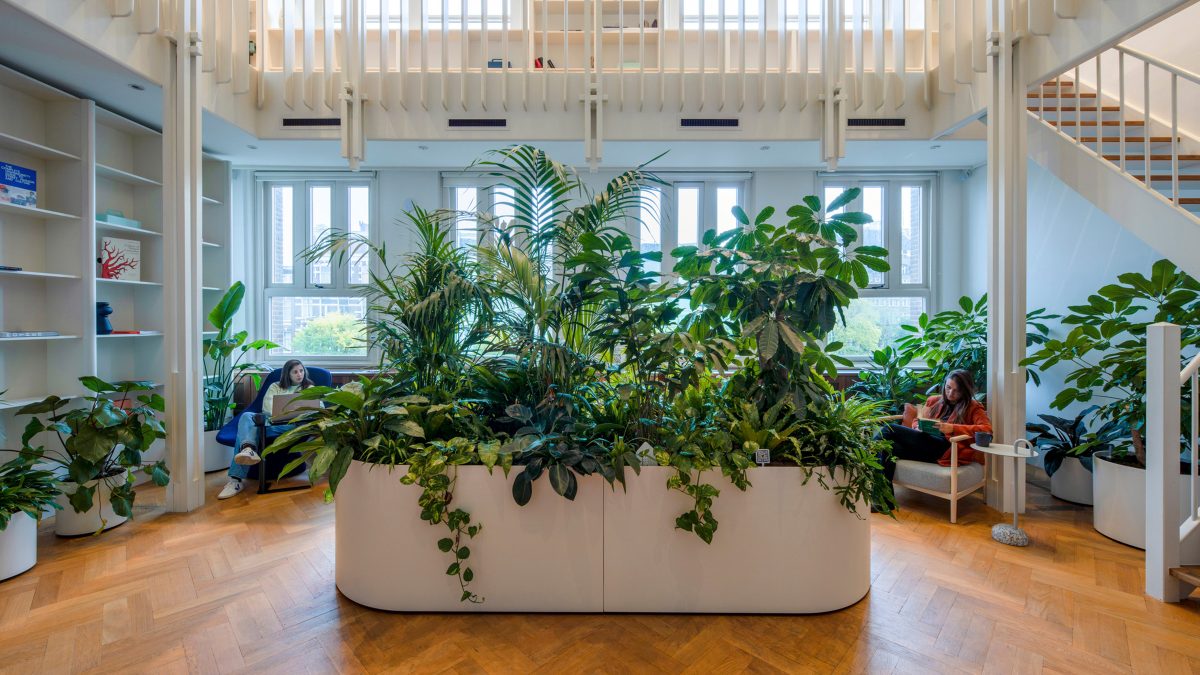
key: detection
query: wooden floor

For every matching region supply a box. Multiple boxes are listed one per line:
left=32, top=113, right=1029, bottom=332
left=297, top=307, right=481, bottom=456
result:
left=1, top=473, right=1198, bottom=675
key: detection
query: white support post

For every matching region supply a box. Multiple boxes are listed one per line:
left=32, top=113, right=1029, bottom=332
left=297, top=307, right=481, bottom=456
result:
left=985, top=0, right=1027, bottom=514
left=162, top=0, right=207, bottom=513
left=1146, top=323, right=1184, bottom=602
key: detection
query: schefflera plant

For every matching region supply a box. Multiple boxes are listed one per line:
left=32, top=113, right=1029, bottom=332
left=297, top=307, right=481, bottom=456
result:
left=663, top=187, right=891, bottom=541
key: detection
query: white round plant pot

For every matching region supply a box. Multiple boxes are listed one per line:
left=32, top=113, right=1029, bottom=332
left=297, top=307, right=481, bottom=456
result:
left=1049, top=456, right=1094, bottom=505
left=1093, top=452, right=1200, bottom=563
left=204, top=429, right=233, bottom=473
left=54, top=478, right=129, bottom=536
left=0, top=511, right=38, bottom=580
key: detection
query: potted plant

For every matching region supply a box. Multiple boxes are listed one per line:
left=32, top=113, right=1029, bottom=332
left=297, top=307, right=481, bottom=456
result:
left=0, top=454, right=61, bottom=580
left=17, top=377, right=169, bottom=536
left=203, top=281, right=278, bottom=471
left=1025, top=406, right=1125, bottom=505
left=1023, top=259, right=1200, bottom=557
left=848, top=346, right=930, bottom=415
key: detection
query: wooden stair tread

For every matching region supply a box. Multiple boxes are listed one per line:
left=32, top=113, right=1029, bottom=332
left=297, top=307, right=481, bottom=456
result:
left=1133, top=174, right=1200, bottom=182
left=1050, top=120, right=1145, bottom=126
left=1105, top=154, right=1200, bottom=161
left=1169, top=566, right=1200, bottom=586
left=1028, top=92, right=1097, bottom=98
left=1028, top=105, right=1121, bottom=112
left=1078, top=137, right=1177, bottom=143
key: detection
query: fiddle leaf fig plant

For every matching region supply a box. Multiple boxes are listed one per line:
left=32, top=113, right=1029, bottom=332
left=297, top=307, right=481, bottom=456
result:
left=17, top=378, right=168, bottom=526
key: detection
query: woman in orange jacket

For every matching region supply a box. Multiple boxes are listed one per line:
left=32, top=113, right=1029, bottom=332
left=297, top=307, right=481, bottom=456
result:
left=878, top=369, right=993, bottom=494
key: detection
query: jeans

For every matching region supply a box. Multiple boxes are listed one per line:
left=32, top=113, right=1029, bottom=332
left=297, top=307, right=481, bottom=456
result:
left=228, top=413, right=296, bottom=480
left=877, top=423, right=950, bottom=488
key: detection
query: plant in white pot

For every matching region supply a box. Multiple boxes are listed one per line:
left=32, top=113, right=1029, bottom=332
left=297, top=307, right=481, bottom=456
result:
left=1026, top=406, right=1126, bottom=506
left=202, top=281, right=278, bottom=471
left=0, top=454, right=61, bottom=580
left=16, top=378, right=169, bottom=536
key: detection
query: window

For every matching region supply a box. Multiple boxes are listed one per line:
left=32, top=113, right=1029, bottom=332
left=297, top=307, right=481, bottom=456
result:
left=259, top=176, right=375, bottom=362
left=639, top=177, right=749, bottom=275
left=822, top=175, right=934, bottom=358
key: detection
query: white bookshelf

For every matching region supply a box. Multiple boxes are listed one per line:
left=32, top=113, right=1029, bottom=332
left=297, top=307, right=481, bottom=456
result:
left=93, top=108, right=165, bottom=386
left=0, top=65, right=91, bottom=421
left=202, top=156, right=232, bottom=333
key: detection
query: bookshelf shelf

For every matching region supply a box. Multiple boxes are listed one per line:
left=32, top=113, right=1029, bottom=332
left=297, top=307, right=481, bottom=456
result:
left=96, top=220, right=163, bottom=237
left=0, top=270, right=81, bottom=280
left=0, top=200, right=79, bottom=221
left=96, top=162, right=162, bottom=187
left=0, top=335, right=80, bottom=342
left=0, top=132, right=80, bottom=161
left=97, top=278, right=162, bottom=287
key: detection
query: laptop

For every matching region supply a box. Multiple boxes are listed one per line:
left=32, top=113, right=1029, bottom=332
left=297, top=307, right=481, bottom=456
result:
left=271, top=393, right=322, bottom=421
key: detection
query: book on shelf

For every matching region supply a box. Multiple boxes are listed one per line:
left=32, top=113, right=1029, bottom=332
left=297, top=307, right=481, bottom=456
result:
left=0, top=265, right=24, bottom=272
left=0, top=161, right=37, bottom=208
left=96, top=209, right=142, bottom=229
left=0, top=330, right=60, bottom=338
left=109, top=330, right=162, bottom=335
left=98, top=236, right=141, bottom=281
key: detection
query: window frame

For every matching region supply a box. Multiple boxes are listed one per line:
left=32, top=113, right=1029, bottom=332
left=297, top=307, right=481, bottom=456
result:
left=254, top=172, right=379, bottom=366
left=818, top=172, right=937, bottom=363
left=634, top=173, right=752, bottom=277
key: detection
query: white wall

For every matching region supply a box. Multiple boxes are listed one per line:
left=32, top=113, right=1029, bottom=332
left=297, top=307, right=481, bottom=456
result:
left=962, top=160, right=1162, bottom=424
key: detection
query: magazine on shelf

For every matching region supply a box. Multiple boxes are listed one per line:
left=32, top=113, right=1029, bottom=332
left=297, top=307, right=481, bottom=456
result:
left=0, top=330, right=61, bottom=338
left=0, top=161, right=37, bottom=207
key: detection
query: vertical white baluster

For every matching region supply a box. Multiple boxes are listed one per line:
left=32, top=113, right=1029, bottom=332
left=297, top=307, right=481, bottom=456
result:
left=699, top=0, right=707, bottom=110
left=1172, top=72, right=1179, bottom=205
left=1146, top=322, right=1183, bottom=602
left=481, top=0, right=488, bottom=110
left=542, top=0, right=550, bottom=110
left=1074, top=65, right=1081, bottom=144
left=894, top=0, right=905, bottom=108
left=971, top=0, right=984, bottom=73
left=204, top=0, right=217, bottom=71
left=460, top=0, right=468, bottom=109
left=872, top=0, right=883, bottom=109
left=923, top=0, right=932, bottom=106
left=137, top=0, right=159, bottom=34
left=620, top=0, right=627, bottom=109
left=1144, top=60, right=1150, bottom=174
left=256, top=0, right=266, bottom=106
left=1113, top=49, right=1123, bottom=170
left=233, top=0, right=249, bottom=92
left=739, top=0, right=747, bottom=111
left=1094, top=53, right=1102, bottom=157
left=303, top=0, right=314, bottom=109
left=853, top=0, right=863, bottom=109
left=325, top=0, right=336, bottom=110
left=284, top=0, right=296, bottom=107
left=1192, top=369, right=1198, bottom=522
left=678, top=0, right=684, bottom=110
left=380, top=0, right=391, bottom=110
left=718, top=0, right=727, bottom=110
left=217, top=0, right=233, bottom=84
left=400, top=0, right=410, bottom=110
left=757, top=0, right=765, bottom=110
left=777, top=0, right=786, bottom=111
left=953, top=0, right=968, bottom=85
left=502, top=0, right=510, bottom=111
left=110, top=0, right=134, bottom=18
left=422, top=0, right=430, bottom=109
left=563, top=0, right=570, bottom=109
left=796, top=0, right=807, bottom=109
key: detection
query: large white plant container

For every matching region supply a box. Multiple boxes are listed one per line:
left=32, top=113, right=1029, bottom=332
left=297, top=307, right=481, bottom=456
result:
left=1050, top=456, right=1094, bottom=505
left=1093, top=452, right=1200, bottom=562
left=54, top=478, right=128, bottom=536
left=0, top=511, right=38, bottom=580
left=336, top=461, right=606, bottom=612
left=604, top=466, right=871, bottom=613
left=203, top=429, right=232, bottom=473
left=336, top=461, right=872, bottom=613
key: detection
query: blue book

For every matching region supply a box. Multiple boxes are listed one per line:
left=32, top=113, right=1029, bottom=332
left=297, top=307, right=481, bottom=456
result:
left=0, top=161, right=37, bottom=208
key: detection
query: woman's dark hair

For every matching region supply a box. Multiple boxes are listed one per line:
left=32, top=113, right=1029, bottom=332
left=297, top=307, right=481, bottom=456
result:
left=936, top=369, right=977, bottom=423
left=279, top=359, right=314, bottom=389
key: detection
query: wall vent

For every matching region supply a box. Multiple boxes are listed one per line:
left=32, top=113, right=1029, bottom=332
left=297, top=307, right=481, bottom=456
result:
left=449, top=118, right=508, bottom=128
left=680, top=118, right=739, bottom=128
left=847, top=117, right=906, bottom=128
left=281, top=117, right=341, bottom=128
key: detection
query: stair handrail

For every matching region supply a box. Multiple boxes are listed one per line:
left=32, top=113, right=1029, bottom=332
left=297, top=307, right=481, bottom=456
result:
left=1116, top=45, right=1200, bottom=88
left=1146, top=323, right=1200, bottom=603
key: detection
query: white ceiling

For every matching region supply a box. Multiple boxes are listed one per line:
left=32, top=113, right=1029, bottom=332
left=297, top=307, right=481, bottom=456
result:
left=0, top=2, right=986, bottom=172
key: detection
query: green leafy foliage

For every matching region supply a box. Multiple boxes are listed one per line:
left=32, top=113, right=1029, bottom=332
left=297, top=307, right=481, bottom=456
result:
left=203, top=282, right=280, bottom=430
left=847, top=346, right=931, bottom=414
left=1026, top=406, right=1127, bottom=477
left=1022, top=259, right=1200, bottom=466
left=16, top=378, right=168, bottom=532
left=0, top=454, right=61, bottom=531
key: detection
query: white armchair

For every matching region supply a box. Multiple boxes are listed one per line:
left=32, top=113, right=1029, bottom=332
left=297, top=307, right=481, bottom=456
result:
left=881, top=417, right=987, bottom=523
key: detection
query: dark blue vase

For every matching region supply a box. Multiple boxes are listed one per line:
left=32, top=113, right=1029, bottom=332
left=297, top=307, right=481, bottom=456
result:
left=96, top=302, right=113, bottom=335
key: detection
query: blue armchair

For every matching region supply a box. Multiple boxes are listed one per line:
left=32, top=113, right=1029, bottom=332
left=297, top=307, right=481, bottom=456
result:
left=216, top=366, right=333, bottom=494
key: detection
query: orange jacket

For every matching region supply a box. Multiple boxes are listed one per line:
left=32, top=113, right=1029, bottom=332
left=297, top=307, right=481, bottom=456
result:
left=916, top=395, right=992, bottom=466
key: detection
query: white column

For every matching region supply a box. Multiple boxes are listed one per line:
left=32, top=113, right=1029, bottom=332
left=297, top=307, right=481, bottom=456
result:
left=985, top=0, right=1027, bottom=513
left=1146, top=322, right=1183, bottom=601
left=163, top=0, right=207, bottom=512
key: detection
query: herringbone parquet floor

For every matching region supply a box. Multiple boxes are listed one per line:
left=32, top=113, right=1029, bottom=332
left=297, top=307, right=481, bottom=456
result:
left=1, top=471, right=1198, bottom=674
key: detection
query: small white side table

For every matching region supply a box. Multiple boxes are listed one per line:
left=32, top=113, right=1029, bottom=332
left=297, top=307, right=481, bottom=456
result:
left=971, top=440, right=1038, bottom=547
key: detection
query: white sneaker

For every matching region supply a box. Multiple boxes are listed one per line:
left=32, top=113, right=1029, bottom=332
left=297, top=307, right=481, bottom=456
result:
left=218, top=479, right=244, bottom=499
left=234, top=447, right=261, bottom=466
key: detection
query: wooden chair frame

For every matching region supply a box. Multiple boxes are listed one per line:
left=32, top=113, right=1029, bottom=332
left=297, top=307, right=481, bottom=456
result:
left=882, top=416, right=987, bottom=523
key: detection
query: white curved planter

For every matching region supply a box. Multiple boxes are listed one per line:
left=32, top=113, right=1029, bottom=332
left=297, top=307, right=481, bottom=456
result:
left=336, top=461, right=870, bottom=613
left=203, top=429, right=233, bottom=473
left=1093, top=453, right=1200, bottom=563
left=54, top=479, right=129, bottom=536
left=1050, top=456, right=1094, bottom=505
left=0, top=512, right=38, bottom=580
left=604, top=466, right=871, bottom=613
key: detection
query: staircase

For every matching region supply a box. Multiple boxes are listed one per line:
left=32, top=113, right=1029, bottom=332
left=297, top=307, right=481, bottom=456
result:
left=1029, top=77, right=1200, bottom=215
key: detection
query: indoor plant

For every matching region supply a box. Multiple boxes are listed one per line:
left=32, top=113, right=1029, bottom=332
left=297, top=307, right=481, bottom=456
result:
left=17, top=377, right=169, bottom=536
left=1025, top=406, right=1125, bottom=505
left=0, top=453, right=61, bottom=580
left=203, top=281, right=278, bottom=471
